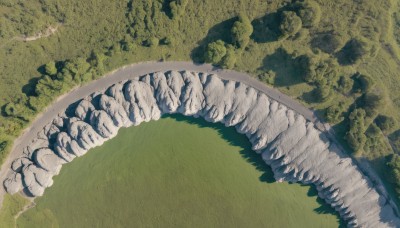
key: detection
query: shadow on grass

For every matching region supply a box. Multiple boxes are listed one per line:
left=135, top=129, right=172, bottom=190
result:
left=251, top=12, right=281, bottom=43
left=167, top=114, right=344, bottom=226
left=259, top=48, right=305, bottom=87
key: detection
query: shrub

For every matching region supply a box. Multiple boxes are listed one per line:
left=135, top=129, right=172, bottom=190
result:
left=312, top=33, right=346, bottom=54
left=231, top=13, right=253, bottom=49
left=339, top=36, right=372, bottom=65
left=337, top=75, right=353, bottom=94
left=386, top=154, right=400, bottom=196
left=220, top=45, right=236, bottom=69
left=44, top=61, right=57, bottom=76
left=204, top=40, right=227, bottom=64
left=360, top=92, right=385, bottom=117
left=295, top=0, right=321, bottom=27
left=375, top=115, right=396, bottom=133
left=145, top=37, right=159, bottom=47
left=352, top=73, right=375, bottom=93
left=258, top=70, right=276, bottom=85
left=346, top=108, right=367, bottom=154
left=325, top=102, right=345, bottom=123
left=279, top=11, right=302, bottom=39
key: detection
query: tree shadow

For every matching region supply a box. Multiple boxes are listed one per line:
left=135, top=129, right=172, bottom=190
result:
left=190, top=18, right=237, bottom=63
left=251, top=12, right=281, bottom=43
left=259, top=47, right=305, bottom=87
left=22, top=77, right=41, bottom=96
left=167, top=114, right=343, bottom=225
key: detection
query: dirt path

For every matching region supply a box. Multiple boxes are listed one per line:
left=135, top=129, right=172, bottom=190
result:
left=15, top=24, right=61, bottom=42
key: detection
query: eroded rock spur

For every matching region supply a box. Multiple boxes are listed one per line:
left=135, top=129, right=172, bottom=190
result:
left=4, top=71, right=400, bottom=227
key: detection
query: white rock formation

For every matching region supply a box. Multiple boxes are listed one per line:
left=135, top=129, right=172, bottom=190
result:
left=3, top=70, right=400, bottom=227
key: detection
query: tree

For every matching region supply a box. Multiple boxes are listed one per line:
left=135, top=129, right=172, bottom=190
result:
left=220, top=45, right=236, bottom=69
left=387, top=154, right=400, bottom=195
left=279, top=11, right=302, bottom=39
left=145, top=37, right=159, bottom=47
left=204, top=40, right=227, bottom=64
left=295, top=0, right=321, bottom=27
left=346, top=108, right=367, bottom=154
left=339, top=37, right=372, bottom=65
left=360, top=92, right=385, bottom=117
left=231, top=13, right=253, bottom=48
left=337, top=75, right=354, bottom=94
left=325, top=102, right=345, bottom=123
left=312, top=33, right=346, bottom=54
left=375, top=115, right=396, bottom=133
left=352, top=73, right=375, bottom=93
left=44, top=61, right=57, bottom=76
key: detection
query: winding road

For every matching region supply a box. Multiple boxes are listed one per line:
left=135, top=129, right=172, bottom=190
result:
left=0, top=61, right=377, bottom=209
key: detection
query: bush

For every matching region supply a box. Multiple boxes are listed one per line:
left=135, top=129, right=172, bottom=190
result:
left=352, top=73, right=375, bottom=93
left=231, top=13, right=253, bottom=49
left=325, top=102, right=345, bottom=123
left=375, top=115, right=396, bottom=133
left=338, top=36, right=372, bottom=65
left=279, top=11, right=302, bottom=39
left=312, top=33, right=346, bottom=54
left=386, top=154, right=400, bottom=196
left=44, top=61, right=57, bottom=76
left=145, top=37, right=159, bottom=47
left=258, top=70, right=276, bottom=85
left=346, top=108, right=367, bottom=154
left=220, top=45, right=236, bottom=69
left=337, top=75, right=353, bottom=94
left=360, top=92, right=385, bottom=117
left=204, top=40, right=227, bottom=64
left=295, top=0, right=321, bottom=28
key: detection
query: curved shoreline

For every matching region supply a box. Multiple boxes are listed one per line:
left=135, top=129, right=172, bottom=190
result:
left=0, top=61, right=318, bottom=206
left=0, top=61, right=399, bottom=226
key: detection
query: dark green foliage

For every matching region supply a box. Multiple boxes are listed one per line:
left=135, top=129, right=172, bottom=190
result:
left=231, top=13, right=253, bottom=49
left=338, top=37, right=372, bottom=65
left=44, top=61, right=57, bottom=76
left=346, top=108, right=367, bottom=154
left=352, top=73, right=375, bottom=93
left=312, top=33, right=346, bottom=54
left=387, top=154, right=400, bottom=196
left=204, top=40, right=227, bottom=64
left=337, top=76, right=354, bottom=94
left=325, top=102, right=345, bottom=123
left=364, top=123, right=391, bottom=159
left=295, top=0, right=321, bottom=28
left=375, top=115, right=396, bottom=133
left=279, top=11, right=302, bottom=39
left=220, top=45, right=237, bottom=69
left=145, top=37, right=160, bottom=47
left=258, top=70, right=276, bottom=85
left=360, top=92, right=385, bottom=117
left=169, top=0, right=189, bottom=19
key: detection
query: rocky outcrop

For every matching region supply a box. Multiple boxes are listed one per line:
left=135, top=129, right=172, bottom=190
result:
left=3, top=70, right=400, bottom=227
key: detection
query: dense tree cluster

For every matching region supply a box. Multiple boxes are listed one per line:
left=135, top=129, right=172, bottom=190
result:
left=203, top=13, right=253, bottom=69
left=387, top=154, right=400, bottom=196
left=346, top=108, right=367, bottom=154
left=231, top=13, right=253, bottom=49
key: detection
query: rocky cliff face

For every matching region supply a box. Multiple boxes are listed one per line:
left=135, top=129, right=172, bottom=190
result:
left=3, top=71, right=400, bottom=227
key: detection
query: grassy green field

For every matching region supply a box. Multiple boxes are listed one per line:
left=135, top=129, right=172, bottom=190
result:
left=16, top=115, right=341, bottom=227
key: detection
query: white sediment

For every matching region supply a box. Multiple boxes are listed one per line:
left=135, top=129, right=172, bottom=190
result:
left=3, top=71, right=400, bottom=227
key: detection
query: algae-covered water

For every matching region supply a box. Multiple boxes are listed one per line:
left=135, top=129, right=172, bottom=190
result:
left=17, top=115, right=341, bottom=227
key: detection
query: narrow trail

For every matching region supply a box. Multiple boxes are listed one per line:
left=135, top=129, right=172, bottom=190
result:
left=14, top=24, right=61, bottom=42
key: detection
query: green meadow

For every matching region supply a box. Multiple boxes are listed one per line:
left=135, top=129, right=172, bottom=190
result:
left=15, top=115, right=341, bottom=227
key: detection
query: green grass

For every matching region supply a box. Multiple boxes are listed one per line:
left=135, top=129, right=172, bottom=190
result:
left=17, top=115, right=341, bottom=228
left=0, top=193, right=30, bottom=228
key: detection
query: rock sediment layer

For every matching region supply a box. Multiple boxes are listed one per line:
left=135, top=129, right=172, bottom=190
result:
left=3, top=71, right=399, bottom=227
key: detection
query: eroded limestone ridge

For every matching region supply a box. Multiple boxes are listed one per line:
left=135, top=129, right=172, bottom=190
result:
left=3, top=71, right=400, bottom=227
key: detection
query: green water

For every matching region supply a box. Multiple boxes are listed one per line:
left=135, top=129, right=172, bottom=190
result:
left=17, top=115, right=341, bottom=227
